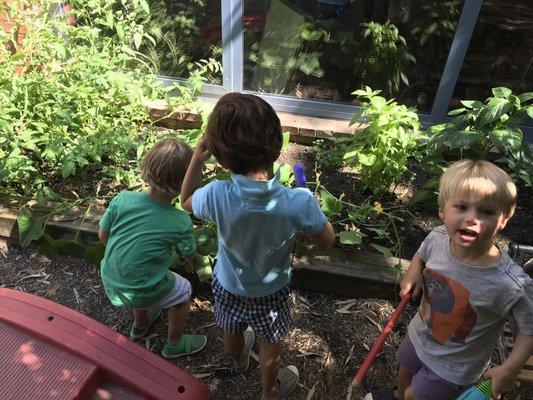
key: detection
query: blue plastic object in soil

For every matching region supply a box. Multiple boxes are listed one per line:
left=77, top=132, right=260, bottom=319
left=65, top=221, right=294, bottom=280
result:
left=293, top=163, right=307, bottom=188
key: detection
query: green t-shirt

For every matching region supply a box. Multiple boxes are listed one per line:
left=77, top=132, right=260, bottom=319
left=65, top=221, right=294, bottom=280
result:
left=99, top=191, right=195, bottom=308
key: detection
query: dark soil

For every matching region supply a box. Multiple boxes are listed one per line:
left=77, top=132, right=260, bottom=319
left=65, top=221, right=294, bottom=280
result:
left=1, top=241, right=532, bottom=400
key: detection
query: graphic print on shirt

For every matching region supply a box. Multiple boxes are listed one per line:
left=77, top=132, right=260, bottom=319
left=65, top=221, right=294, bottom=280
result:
left=418, top=269, right=477, bottom=344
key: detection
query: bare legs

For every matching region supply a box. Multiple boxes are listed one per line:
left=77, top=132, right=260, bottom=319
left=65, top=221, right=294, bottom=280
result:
left=167, top=301, right=190, bottom=345
left=223, top=331, right=246, bottom=365
left=222, top=332, right=282, bottom=400
left=259, top=340, right=282, bottom=400
left=133, top=301, right=190, bottom=345
left=393, top=364, right=419, bottom=400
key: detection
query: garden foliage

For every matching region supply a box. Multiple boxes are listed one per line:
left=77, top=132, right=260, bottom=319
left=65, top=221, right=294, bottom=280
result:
left=339, top=87, right=421, bottom=194
left=0, top=0, right=163, bottom=199
left=0, top=0, right=214, bottom=201
left=423, top=87, right=533, bottom=186
left=355, top=22, right=415, bottom=98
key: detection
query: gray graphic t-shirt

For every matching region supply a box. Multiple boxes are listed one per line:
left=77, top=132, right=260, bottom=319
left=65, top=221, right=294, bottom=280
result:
left=408, top=226, right=533, bottom=385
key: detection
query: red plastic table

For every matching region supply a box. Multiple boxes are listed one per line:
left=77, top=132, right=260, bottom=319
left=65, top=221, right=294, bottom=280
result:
left=0, top=288, right=213, bottom=400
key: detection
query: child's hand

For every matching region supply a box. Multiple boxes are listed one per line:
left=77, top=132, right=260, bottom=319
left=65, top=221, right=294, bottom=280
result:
left=400, top=252, right=424, bottom=299
left=484, top=365, right=517, bottom=399
left=193, top=137, right=211, bottom=163
left=400, top=268, right=422, bottom=299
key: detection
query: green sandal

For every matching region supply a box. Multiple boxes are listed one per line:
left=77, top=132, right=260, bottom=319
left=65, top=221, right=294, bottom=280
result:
left=129, top=310, right=161, bottom=340
left=162, top=334, right=207, bottom=359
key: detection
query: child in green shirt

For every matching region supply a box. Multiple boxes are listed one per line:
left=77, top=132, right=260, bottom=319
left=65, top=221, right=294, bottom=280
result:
left=99, top=138, right=206, bottom=358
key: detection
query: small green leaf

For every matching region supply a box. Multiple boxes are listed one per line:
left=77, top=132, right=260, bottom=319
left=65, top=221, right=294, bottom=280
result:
left=61, top=161, right=76, bottom=178
left=282, top=131, right=291, bottom=149
left=133, top=32, right=143, bottom=49
left=337, top=230, right=362, bottom=245
left=277, top=163, right=293, bottom=185
left=527, top=106, right=533, bottom=119
left=136, top=144, right=144, bottom=160
left=460, top=100, right=483, bottom=110
left=517, top=92, right=533, bottom=104
left=139, top=0, right=150, bottom=13
left=54, top=108, right=73, bottom=124
left=408, top=188, right=438, bottom=207
left=508, top=108, right=532, bottom=125
left=370, top=96, right=386, bottom=110
left=194, top=255, right=213, bottom=282
left=447, top=107, right=466, bottom=116
left=105, top=10, right=114, bottom=28
left=349, top=108, right=365, bottom=126
left=491, top=87, right=512, bottom=99
left=17, top=211, right=44, bottom=248
left=319, top=190, right=342, bottom=215
left=508, top=94, right=520, bottom=108
left=194, top=226, right=217, bottom=256
left=478, top=98, right=512, bottom=126
left=371, top=243, right=393, bottom=258
left=489, top=129, right=522, bottom=153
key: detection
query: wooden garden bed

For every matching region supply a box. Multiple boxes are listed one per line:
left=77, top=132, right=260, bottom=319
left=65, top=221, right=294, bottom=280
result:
left=0, top=199, right=408, bottom=300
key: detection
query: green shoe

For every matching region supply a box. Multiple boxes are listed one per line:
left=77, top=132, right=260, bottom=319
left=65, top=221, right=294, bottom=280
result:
left=129, top=310, right=161, bottom=340
left=162, top=334, right=207, bottom=359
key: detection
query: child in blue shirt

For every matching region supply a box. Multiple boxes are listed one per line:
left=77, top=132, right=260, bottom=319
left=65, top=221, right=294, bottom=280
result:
left=181, top=93, right=335, bottom=400
left=99, top=138, right=207, bottom=359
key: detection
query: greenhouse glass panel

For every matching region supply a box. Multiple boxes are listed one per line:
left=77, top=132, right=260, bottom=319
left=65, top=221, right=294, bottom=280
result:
left=450, top=0, right=532, bottom=119
left=243, top=0, right=462, bottom=113
left=139, top=0, right=222, bottom=84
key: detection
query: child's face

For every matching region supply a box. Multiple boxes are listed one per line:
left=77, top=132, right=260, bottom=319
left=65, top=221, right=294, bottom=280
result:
left=439, top=197, right=509, bottom=252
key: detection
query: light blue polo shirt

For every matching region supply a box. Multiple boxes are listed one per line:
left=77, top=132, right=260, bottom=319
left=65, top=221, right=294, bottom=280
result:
left=192, top=170, right=327, bottom=297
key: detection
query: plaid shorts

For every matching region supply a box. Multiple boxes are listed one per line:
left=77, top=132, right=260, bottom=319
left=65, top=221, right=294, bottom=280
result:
left=211, top=275, right=292, bottom=343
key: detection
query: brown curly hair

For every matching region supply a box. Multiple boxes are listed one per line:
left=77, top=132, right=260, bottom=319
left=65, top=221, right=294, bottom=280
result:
left=205, top=93, right=282, bottom=175
left=140, top=138, right=193, bottom=195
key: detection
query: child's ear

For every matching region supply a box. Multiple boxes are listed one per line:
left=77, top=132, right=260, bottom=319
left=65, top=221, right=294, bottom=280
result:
left=498, top=215, right=510, bottom=231
left=438, top=209, right=444, bottom=220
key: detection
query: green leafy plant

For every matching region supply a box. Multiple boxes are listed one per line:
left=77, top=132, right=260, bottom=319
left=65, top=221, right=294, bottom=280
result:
left=247, top=22, right=330, bottom=93
left=16, top=209, right=105, bottom=263
left=422, top=87, right=533, bottom=186
left=0, top=0, right=210, bottom=202
left=70, top=0, right=222, bottom=82
left=0, top=0, right=158, bottom=198
left=339, top=87, right=422, bottom=194
left=355, top=21, right=415, bottom=97
left=411, top=0, right=460, bottom=48
left=316, top=184, right=406, bottom=261
left=313, top=139, right=344, bottom=170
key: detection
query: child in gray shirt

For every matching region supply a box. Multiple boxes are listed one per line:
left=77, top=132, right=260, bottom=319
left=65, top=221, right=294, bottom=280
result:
left=365, top=159, right=533, bottom=400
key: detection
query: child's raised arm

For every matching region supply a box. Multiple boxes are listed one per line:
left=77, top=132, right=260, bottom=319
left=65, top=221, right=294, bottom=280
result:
left=485, top=332, right=533, bottom=399
left=181, top=137, right=211, bottom=213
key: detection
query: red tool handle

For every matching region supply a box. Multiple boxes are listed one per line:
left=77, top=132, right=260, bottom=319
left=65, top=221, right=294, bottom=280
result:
left=352, top=291, right=413, bottom=387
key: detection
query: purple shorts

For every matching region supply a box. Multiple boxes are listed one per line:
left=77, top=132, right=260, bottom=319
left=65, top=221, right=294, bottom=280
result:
left=395, top=335, right=468, bottom=400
